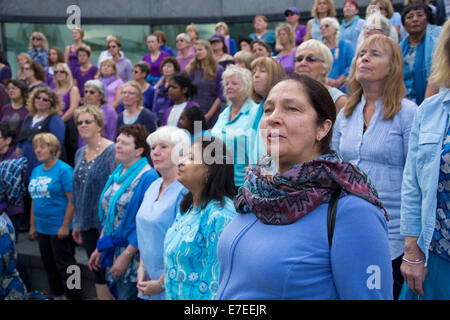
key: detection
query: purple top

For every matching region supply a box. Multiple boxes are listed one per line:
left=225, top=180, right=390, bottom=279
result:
left=295, top=25, right=307, bottom=46
left=0, top=104, right=29, bottom=142
left=67, top=46, right=80, bottom=77
left=45, top=70, right=56, bottom=90
left=78, top=104, right=118, bottom=148
left=176, top=52, right=195, bottom=73
left=161, top=99, right=200, bottom=127
left=275, top=50, right=296, bottom=76
left=73, top=65, right=98, bottom=97
left=152, top=80, right=172, bottom=124
left=104, top=78, right=124, bottom=107
left=114, top=56, right=133, bottom=82
left=190, top=65, right=224, bottom=127
left=142, top=51, right=170, bottom=78
left=58, top=85, right=74, bottom=115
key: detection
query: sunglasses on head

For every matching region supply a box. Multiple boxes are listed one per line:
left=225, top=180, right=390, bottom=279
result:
left=76, top=119, right=95, bottom=126
left=35, top=95, right=50, bottom=102
left=294, top=55, right=324, bottom=63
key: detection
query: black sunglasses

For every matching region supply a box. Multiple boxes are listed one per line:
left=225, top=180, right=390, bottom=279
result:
left=54, top=70, right=66, bottom=74
left=294, top=55, right=325, bottom=63
left=84, top=89, right=97, bottom=95
left=76, top=119, right=95, bottom=126
left=35, top=95, right=50, bottom=102
left=32, top=37, right=42, bottom=41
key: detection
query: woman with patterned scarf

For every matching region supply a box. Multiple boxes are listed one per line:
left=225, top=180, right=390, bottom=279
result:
left=217, top=74, right=393, bottom=300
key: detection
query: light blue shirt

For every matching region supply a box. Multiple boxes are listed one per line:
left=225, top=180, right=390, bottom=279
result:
left=332, top=96, right=417, bottom=259
left=135, top=178, right=186, bottom=300
left=401, top=88, right=450, bottom=265
left=248, top=100, right=268, bottom=166
left=164, top=197, right=236, bottom=300
left=211, top=99, right=260, bottom=187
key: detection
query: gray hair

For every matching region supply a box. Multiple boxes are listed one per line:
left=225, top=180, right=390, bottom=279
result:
left=296, top=39, right=334, bottom=82
left=146, top=126, right=191, bottom=163
left=221, top=64, right=253, bottom=105
left=364, top=13, right=392, bottom=37
left=84, top=79, right=106, bottom=105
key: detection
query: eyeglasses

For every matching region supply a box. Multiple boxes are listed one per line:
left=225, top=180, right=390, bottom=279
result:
left=35, top=95, right=50, bottom=102
left=76, top=119, right=95, bottom=126
left=54, top=70, right=66, bottom=74
left=294, top=55, right=324, bottom=63
left=7, top=86, right=19, bottom=91
left=133, top=70, right=141, bottom=74
left=320, top=24, right=330, bottom=30
left=121, top=91, right=138, bottom=96
left=84, top=89, right=98, bottom=95
left=32, top=37, right=42, bottom=41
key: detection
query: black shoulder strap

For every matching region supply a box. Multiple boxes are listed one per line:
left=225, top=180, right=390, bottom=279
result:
left=327, top=186, right=342, bottom=248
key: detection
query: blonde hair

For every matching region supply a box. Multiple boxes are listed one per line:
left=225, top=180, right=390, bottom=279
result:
left=428, top=19, right=450, bottom=89
left=96, top=59, right=119, bottom=79
left=185, top=23, right=199, bottom=40
left=368, top=0, right=394, bottom=19
left=122, top=80, right=143, bottom=107
left=54, top=63, right=74, bottom=91
left=186, top=40, right=219, bottom=81
left=27, top=87, right=62, bottom=117
left=345, top=35, right=405, bottom=120
left=233, top=50, right=255, bottom=70
left=32, top=133, right=60, bottom=156
left=16, top=52, right=32, bottom=80
left=250, top=57, right=286, bottom=103
left=215, top=22, right=230, bottom=35
left=73, top=28, right=85, bottom=39
left=74, top=105, right=105, bottom=135
left=28, top=32, right=49, bottom=51
left=311, top=0, right=337, bottom=18
left=296, top=39, right=334, bottom=83
left=276, top=23, right=296, bottom=47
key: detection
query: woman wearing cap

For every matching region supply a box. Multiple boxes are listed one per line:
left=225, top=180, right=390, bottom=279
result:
left=284, top=7, right=307, bottom=46
left=340, top=0, right=366, bottom=51
left=304, top=0, right=337, bottom=41
left=210, top=34, right=234, bottom=69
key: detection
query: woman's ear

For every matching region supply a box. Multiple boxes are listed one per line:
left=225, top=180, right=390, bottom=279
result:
left=317, top=119, right=333, bottom=142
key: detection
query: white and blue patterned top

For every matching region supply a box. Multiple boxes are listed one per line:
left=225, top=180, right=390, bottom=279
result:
left=430, top=127, right=450, bottom=261
left=163, top=197, right=236, bottom=300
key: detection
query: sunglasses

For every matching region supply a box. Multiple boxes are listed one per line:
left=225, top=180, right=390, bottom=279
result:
left=133, top=70, right=141, bottom=74
left=285, top=11, right=296, bottom=17
left=320, top=24, right=330, bottom=30
left=54, top=70, right=66, bottom=74
left=294, top=55, right=324, bottom=63
left=32, top=37, right=42, bottom=41
left=35, top=96, right=50, bottom=102
left=84, top=89, right=98, bottom=95
left=76, top=119, right=95, bottom=126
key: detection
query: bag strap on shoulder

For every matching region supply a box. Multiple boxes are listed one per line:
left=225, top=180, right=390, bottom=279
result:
left=327, top=186, right=342, bottom=248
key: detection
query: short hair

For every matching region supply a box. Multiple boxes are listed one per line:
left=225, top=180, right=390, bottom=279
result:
left=84, top=80, right=106, bottom=105
left=32, top=132, right=60, bottom=157
left=269, top=75, right=336, bottom=154
left=159, top=56, right=181, bottom=74
left=146, top=126, right=191, bottom=161
left=179, top=136, right=237, bottom=213
left=76, top=46, right=91, bottom=57
left=251, top=40, right=272, bottom=55
left=364, top=12, right=392, bottom=37
left=311, top=0, right=337, bottom=18
left=74, top=105, right=105, bottom=135
left=296, top=39, right=334, bottom=82
left=215, top=22, right=230, bottom=35
left=107, top=38, right=122, bottom=49
left=54, top=62, right=74, bottom=89
left=26, top=61, right=46, bottom=82
left=47, top=47, right=64, bottom=67
left=276, top=23, right=296, bottom=47
left=345, top=0, right=359, bottom=10
left=153, top=30, right=167, bottom=44
left=250, top=57, right=286, bottom=103
left=96, top=59, right=119, bottom=79
left=118, top=124, right=150, bottom=158
left=233, top=50, right=254, bottom=70
left=5, top=79, right=29, bottom=104
left=134, top=61, right=151, bottom=76
left=122, top=80, right=143, bottom=106
left=321, top=17, right=341, bottom=43
left=28, top=32, right=49, bottom=51
left=369, top=0, right=394, bottom=19
left=170, top=72, right=197, bottom=99
left=253, top=14, right=269, bottom=25
left=176, top=33, right=192, bottom=44
left=429, top=19, right=450, bottom=88
left=73, top=28, right=85, bottom=39
left=27, top=86, right=62, bottom=117
left=401, top=2, right=434, bottom=25
left=346, top=35, right=406, bottom=120
left=222, top=64, right=253, bottom=105
left=0, top=123, right=16, bottom=143
left=185, top=23, right=199, bottom=38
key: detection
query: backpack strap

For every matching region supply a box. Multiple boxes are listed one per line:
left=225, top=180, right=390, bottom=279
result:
left=327, top=186, right=342, bottom=248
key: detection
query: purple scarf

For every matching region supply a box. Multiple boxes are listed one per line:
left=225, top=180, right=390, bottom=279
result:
left=99, top=75, right=117, bottom=89
left=234, top=152, right=388, bottom=225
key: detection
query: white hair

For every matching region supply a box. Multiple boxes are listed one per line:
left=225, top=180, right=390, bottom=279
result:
left=221, top=64, right=253, bottom=105
left=146, top=126, right=191, bottom=161
left=321, top=17, right=341, bottom=44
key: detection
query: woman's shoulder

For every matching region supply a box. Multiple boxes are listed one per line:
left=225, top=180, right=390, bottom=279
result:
left=336, top=194, right=388, bottom=227
left=56, top=159, right=74, bottom=172
left=206, top=197, right=237, bottom=217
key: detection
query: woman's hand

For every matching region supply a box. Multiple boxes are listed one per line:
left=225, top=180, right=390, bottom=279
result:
left=400, top=237, right=428, bottom=296
left=109, top=251, right=131, bottom=277
left=88, top=248, right=102, bottom=271
left=136, top=280, right=163, bottom=298
left=72, top=226, right=83, bottom=245
left=57, top=225, right=70, bottom=240
left=28, top=225, right=38, bottom=241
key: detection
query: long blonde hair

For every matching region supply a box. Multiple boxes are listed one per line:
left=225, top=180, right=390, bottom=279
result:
left=54, top=63, right=74, bottom=92
left=186, top=40, right=218, bottom=81
left=428, top=20, right=450, bottom=89
left=344, top=35, right=405, bottom=120
left=28, top=32, right=49, bottom=51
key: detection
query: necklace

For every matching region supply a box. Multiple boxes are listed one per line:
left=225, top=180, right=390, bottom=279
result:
left=78, top=139, right=102, bottom=184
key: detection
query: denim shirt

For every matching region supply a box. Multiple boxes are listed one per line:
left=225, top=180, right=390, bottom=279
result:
left=401, top=88, right=450, bottom=265
left=332, top=96, right=417, bottom=260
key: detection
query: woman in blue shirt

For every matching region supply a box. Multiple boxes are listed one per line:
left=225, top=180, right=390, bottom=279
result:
left=333, top=34, right=417, bottom=299
left=399, top=20, right=450, bottom=300
left=135, top=126, right=191, bottom=300
left=249, top=15, right=276, bottom=54
left=28, top=133, right=81, bottom=300
left=149, top=137, right=237, bottom=300
left=217, top=74, right=392, bottom=300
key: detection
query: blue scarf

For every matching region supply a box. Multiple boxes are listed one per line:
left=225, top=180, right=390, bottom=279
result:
left=98, top=157, right=148, bottom=236
left=340, top=16, right=360, bottom=43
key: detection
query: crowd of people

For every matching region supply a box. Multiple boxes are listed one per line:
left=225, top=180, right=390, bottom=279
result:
left=0, top=0, right=449, bottom=301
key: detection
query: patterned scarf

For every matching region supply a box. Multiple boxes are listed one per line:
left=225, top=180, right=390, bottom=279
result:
left=234, top=152, right=388, bottom=225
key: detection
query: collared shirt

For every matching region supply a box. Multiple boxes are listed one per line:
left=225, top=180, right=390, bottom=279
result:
left=401, top=88, right=450, bottom=265
left=333, top=96, right=417, bottom=259
left=211, top=99, right=260, bottom=187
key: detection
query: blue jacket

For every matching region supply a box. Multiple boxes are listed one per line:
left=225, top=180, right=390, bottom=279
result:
left=400, top=88, right=450, bottom=265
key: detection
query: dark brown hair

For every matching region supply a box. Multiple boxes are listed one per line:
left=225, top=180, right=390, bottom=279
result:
left=159, top=57, right=181, bottom=74
left=28, top=61, right=46, bottom=82
left=118, top=124, right=150, bottom=157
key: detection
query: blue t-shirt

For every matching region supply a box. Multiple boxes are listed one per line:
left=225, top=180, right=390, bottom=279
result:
left=29, top=160, right=73, bottom=235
